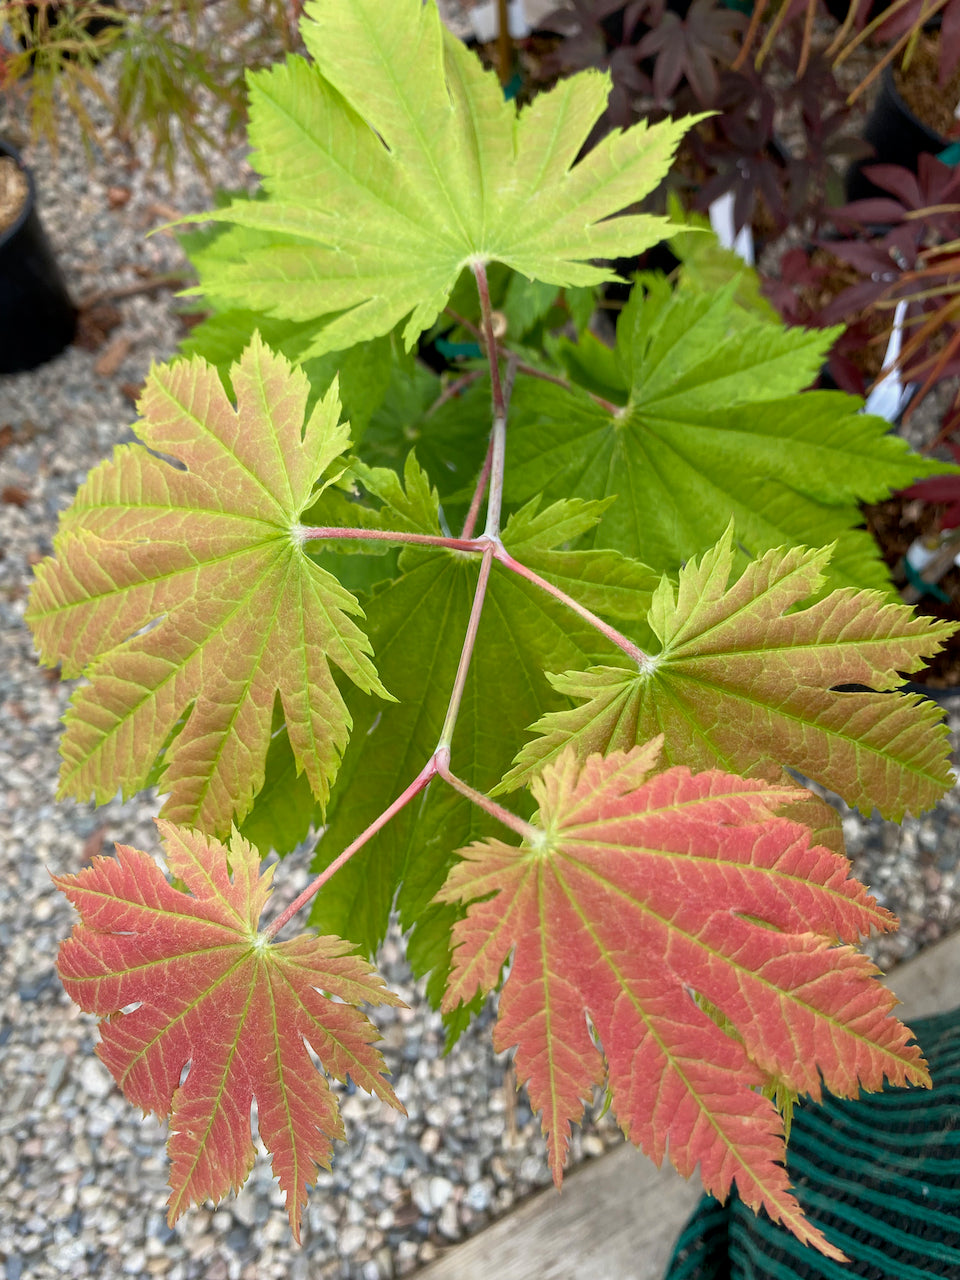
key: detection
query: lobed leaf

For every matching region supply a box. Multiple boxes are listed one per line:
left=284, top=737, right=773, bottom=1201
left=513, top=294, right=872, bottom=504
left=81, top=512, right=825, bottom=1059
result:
left=182, top=0, right=696, bottom=356
left=308, top=499, right=652, bottom=1005
left=504, top=281, right=955, bottom=595
left=26, top=336, right=389, bottom=835
left=502, top=497, right=661, bottom=627
left=500, top=527, right=956, bottom=821
left=439, top=745, right=929, bottom=1258
left=55, top=822, right=404, bottom=1239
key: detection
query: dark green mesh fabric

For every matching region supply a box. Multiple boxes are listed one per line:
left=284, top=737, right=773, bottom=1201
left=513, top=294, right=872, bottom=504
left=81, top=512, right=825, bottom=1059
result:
left=664, top=1006, right=960, bottom=1280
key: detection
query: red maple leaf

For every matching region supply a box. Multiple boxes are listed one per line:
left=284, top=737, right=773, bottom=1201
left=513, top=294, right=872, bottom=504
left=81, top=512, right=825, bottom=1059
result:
left=55, top=822, right=404, bottom=1238
left=437, top=742, right=929, bottom=1258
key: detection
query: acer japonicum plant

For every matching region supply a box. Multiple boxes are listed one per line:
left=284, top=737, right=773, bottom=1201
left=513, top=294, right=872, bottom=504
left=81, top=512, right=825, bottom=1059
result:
left=25, top=0, right=960, bottom=1259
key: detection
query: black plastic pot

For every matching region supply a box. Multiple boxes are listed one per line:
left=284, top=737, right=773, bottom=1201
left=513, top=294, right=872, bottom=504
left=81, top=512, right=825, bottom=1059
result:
left=0, top=139, right=76, bottom=374
left=845, top=64, right=949, bottom=202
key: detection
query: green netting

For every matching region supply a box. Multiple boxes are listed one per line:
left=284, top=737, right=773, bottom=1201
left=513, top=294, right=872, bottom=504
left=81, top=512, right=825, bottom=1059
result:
left=665, top=1005, right=960, bottom=1279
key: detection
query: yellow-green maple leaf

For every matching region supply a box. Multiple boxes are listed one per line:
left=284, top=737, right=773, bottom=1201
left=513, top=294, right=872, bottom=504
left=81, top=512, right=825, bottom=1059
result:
left=499, top=527, right=956, bottom=821
left=183, top=0, right=696, bottom=356
left=27, top=336, right=389, bottom=835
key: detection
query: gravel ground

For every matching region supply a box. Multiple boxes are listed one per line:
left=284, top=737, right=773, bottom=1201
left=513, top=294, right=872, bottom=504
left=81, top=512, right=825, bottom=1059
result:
left=2, top=11, right=960, bottom=1280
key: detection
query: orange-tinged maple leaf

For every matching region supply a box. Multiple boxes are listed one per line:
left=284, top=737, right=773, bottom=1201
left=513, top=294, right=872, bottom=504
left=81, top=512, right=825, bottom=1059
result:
left=27, top=334, right=390, bottom=836
left=55, top=821, right=404, bottom=1239
left=498, top=527, right=956, bottom=822
left=437, top=742, right=930, bottom=1259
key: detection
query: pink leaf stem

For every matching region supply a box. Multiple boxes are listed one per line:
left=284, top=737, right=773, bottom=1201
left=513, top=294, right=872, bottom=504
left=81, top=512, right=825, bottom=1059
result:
left=425, top=368, right=484, bottom=417
left=300, top=526, right=482, bottom=552
left=444, top=306, right=484, bottom=343
left=516, top=361, right=622, bottom=415
left=435, top=746, right=543, bottom=843
left=493, top=544, right=648, bottom=666
left=472, top=261, right=506, bottom=423
left=264, top=757, right=439, bottom=939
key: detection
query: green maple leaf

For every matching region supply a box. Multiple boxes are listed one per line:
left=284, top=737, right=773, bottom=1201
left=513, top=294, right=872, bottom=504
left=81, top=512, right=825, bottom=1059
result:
left=362, top=362, right=492, bottom=499
left=179, top=307, right=395, bottom=440
left=181, top=0, right=695, bottom=356
left=307, top=501, right=659, bottom=995
left=504, top=279, right=954, bottom=594
left=499, top=527, right=955, bottom=822
left=26, top=336, right=389, bottom=836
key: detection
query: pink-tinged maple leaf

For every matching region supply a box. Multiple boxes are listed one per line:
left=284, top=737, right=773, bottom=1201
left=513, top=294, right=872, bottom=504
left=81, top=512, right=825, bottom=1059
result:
left=438, top=742, right=929, bottom=1259
left=26, top=334, right=391, bottom=836
left=55, top=821, right=404, bottom=1239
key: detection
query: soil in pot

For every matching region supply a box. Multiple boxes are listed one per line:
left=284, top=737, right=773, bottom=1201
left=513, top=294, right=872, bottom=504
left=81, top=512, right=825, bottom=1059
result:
left=845, top=32, right=956, bottom=201
left=894, top=34, right=960, bottom=140
left=863, top=493, right=960, bottom=688
left=0, top=157, right=29, bottom=234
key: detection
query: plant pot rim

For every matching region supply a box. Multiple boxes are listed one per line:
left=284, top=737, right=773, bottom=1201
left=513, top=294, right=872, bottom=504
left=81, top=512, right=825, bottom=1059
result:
left=883, top=60, right=950, bottom=152
left=0, top=138, right=36, bottom=250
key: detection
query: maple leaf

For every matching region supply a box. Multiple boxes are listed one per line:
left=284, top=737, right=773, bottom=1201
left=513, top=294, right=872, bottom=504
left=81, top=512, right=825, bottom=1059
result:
left=26, top=335, right=390, bottom=835
left=438, top=744, right=930, bottom=1259
left=499, top=527, right=956, bottom=822
left=181, top=0, right=695, bottom=357
left=55, top=821, right=403, bottom=1239
left=504, top=279, right=954, bottom=595
left=178, top=301, right=396, bottom=442
left=307, top=499, right=656, bottom=1014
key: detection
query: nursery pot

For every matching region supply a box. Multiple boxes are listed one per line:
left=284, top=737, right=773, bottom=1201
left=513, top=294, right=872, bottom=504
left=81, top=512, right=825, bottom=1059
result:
left=0, top=139, right=76, bottom=374
left=845, top=62, right=951, bottom=203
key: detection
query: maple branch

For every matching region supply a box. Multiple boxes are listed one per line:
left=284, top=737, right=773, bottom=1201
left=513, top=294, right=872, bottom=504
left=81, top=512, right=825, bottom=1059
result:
left=473, top=261, right=506, bottom=425
left=516, top=362, right=621, bottom=416
left=264, top=758, right=439, bottom=940
left=425, top=368, right=483, bottom=417
left=473, top=262, right=516, bottom=540
left=435, top=747, right=543, bottom=845
left=300, top=526, right=481, bottom=552
left=437, top=542, right=495, bottom=750
left=461, top=435, right=494, bottom=540
left=270, top=536, right=506, bottom=930
left=462, top=355, right=518, bottom=540
left=493, top=544, right=649, bottom=667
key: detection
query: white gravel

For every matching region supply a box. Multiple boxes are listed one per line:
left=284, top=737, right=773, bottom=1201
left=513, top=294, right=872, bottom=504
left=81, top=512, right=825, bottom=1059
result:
left=2, top=11, right=959, bottom=1280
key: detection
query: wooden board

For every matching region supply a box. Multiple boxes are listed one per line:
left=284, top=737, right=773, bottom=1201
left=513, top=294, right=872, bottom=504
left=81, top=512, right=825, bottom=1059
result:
left=417, top=1145, right=702, bottom=1280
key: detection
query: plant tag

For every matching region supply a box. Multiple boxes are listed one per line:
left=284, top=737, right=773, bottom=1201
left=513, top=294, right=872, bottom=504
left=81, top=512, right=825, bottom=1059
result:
left=470, top=0, right=530, bottom=41
left=708, top=192, right=755, bottom=266
left=864, top=299, right=914, bottom=424
left=906, top=539, right=939, bottom=573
